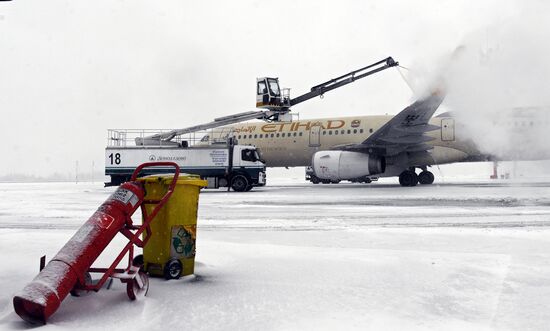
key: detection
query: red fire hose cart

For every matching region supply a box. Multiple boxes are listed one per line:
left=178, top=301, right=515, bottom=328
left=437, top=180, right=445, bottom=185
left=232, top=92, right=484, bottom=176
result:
left=13, top=162, right=180, bottom=325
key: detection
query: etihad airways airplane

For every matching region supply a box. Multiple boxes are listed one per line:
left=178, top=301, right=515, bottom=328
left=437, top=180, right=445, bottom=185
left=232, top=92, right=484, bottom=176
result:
left=199, top=92, right=491, bottom=186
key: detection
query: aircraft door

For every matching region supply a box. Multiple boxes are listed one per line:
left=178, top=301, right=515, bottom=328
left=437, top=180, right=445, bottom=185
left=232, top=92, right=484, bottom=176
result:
left=309, top=125, right=321, bottom=147
left=441, top=118, right=455, bottom=141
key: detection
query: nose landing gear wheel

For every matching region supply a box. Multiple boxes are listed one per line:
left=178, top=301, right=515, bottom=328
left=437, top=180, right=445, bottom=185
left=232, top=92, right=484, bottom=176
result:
left=127, top=271, right=149, bottom=300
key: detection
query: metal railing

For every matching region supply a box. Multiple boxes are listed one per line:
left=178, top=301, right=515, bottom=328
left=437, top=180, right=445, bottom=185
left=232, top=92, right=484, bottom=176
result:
left=107, top=129, right=236, bottom=147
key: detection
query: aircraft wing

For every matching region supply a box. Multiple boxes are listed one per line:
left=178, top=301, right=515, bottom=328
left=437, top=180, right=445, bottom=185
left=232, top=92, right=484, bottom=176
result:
left=336, top=93, right=445, bottom=156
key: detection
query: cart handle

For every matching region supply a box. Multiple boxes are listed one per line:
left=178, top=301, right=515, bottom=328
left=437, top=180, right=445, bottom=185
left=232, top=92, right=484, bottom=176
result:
left=130, top=162, right=180, bottom=226
left=130, top=161, right=180, bottom=186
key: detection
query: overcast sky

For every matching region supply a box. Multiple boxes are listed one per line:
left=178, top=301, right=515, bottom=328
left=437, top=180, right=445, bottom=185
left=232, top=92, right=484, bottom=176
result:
left=0, top=0, right=541, bottom=176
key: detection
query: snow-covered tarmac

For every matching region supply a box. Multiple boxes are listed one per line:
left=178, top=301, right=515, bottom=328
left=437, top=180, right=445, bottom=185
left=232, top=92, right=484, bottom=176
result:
left=1, top=178, right=550, bottom=330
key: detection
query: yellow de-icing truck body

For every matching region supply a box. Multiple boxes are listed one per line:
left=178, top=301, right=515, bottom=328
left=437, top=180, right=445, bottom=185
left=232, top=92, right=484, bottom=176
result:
left=137, top=174, right=207, bottom=279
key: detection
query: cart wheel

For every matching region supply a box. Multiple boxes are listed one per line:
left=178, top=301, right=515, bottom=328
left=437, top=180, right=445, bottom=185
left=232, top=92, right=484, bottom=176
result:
left=127, top=271, right=149, bottom=301
left=164, top=258, right=182, bottom=280
left=70, top=272, right=93, bottom=297
left=132, top=254, right=145, bottom=272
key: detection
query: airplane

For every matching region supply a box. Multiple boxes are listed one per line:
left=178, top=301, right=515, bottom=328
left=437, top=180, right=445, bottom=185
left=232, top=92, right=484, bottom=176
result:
left=198, top=90, right=485, bottom=186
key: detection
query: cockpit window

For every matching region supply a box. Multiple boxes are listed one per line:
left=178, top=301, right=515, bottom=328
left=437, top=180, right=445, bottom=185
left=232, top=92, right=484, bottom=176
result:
left=200, top=135, right=210, bottom=142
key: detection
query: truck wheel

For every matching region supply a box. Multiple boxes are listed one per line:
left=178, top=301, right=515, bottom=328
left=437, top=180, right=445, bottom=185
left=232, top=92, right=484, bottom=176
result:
left=245, top=185, right=253, bottom=192
left=231, top=175, right=249, bottom=192
left=311, top=176, right=320, bottom=184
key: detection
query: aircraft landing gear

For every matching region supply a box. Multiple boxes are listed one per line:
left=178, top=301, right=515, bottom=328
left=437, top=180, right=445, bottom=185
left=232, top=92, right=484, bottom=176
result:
left=418, top=170, right=435, bottom=185
left=399, top=167, right=435, bottom=187
left=399, top=170, right=418, bottom=187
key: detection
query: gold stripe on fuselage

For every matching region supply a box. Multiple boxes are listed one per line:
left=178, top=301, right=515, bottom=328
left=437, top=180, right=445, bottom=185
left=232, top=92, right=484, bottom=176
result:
left=210, top=115, right=477, bottom=168
left=217, top=115, right=389, bottom=167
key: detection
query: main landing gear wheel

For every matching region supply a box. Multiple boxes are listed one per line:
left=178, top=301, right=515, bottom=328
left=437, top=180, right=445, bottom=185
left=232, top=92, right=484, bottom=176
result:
left=231, top=175, right=249, bottom=192
left=127, top=270, right=149, bottom=300
left=418, top=171, right=435, bottom=185
left=399, top=170, right=418, bottom=187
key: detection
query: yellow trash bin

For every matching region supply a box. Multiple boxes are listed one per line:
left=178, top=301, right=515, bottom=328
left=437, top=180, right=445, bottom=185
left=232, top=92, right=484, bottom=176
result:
left=137, top=174, right=207, bottom=279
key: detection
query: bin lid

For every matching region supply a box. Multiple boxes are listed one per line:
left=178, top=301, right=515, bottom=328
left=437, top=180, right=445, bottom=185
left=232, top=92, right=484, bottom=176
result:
left=137, top=173, right=207, bottom=187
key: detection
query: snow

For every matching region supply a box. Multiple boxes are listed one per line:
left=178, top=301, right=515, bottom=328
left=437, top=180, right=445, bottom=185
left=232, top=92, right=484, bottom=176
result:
left=1, top=178, right=550, bottom=330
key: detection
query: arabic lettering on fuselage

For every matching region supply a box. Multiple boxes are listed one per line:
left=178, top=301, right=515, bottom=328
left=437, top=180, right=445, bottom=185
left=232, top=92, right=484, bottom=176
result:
left=232, top=119, right=353, bottom=134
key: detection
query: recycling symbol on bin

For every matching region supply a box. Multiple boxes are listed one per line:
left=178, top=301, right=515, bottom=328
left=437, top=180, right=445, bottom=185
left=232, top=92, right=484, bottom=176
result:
left=172, top=227, right=195, bottom=258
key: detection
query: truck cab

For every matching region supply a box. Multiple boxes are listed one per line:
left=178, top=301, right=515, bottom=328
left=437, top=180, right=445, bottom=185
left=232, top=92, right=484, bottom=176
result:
left=225, top=145, right=266, bottom=192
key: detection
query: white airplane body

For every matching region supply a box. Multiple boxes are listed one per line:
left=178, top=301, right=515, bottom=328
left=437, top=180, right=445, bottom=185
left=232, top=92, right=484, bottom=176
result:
left=202, top=96, right=549, bottom=186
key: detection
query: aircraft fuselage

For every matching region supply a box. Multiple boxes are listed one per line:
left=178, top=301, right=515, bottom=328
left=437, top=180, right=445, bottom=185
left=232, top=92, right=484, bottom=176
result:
left=210, top=114, right=484, bottom=175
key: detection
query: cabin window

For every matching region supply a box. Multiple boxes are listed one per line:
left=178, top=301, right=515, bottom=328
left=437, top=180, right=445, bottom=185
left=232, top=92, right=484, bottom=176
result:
left=293, top=132, right=297, bottom=137
left=254, top=134, right=257, bottom=138
left=322, top=131, right=326, bottom=135
left=259, top=134, right=263, bottom=138
left=360, top=129, right=364, bottom=133
left=353, top=129, right=357, bottom=134
left=282, top=133, right=286, bottom=137
left=329, top=131, right=332, bottom=135
left=369, top=128, right=373, bottom=133
left=257, top=81, right=267, bottom=95
left=299, top=132, right=303, bottom=136
left=347, top=130, right=351, bottom=134
left=271, top=133, right=274, bottom=138
left=335, top=130, right=338, bottom=135
left=276, top=133, right=280, bottom=137
left=238, top=135, right=241, bottom=139
left=341, top=130, right=345, bottom=134
left=268, top=78, right=280, bottom=96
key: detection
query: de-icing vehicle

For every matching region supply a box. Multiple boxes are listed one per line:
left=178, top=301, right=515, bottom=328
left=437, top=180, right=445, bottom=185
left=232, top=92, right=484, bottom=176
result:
left=105, top=135, right=265, bottom=192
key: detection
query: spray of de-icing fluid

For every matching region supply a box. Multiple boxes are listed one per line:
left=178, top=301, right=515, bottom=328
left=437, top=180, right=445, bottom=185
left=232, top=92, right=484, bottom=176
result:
left=405, top=5, right=550, bottom=168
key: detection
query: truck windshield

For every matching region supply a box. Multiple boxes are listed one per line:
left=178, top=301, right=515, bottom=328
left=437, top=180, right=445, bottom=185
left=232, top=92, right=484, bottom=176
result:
left=241, top=149, right=257, bottom=162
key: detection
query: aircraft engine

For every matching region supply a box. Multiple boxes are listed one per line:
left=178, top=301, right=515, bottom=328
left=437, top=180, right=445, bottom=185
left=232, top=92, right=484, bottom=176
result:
left=312, top=151, right=385, bottom=180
